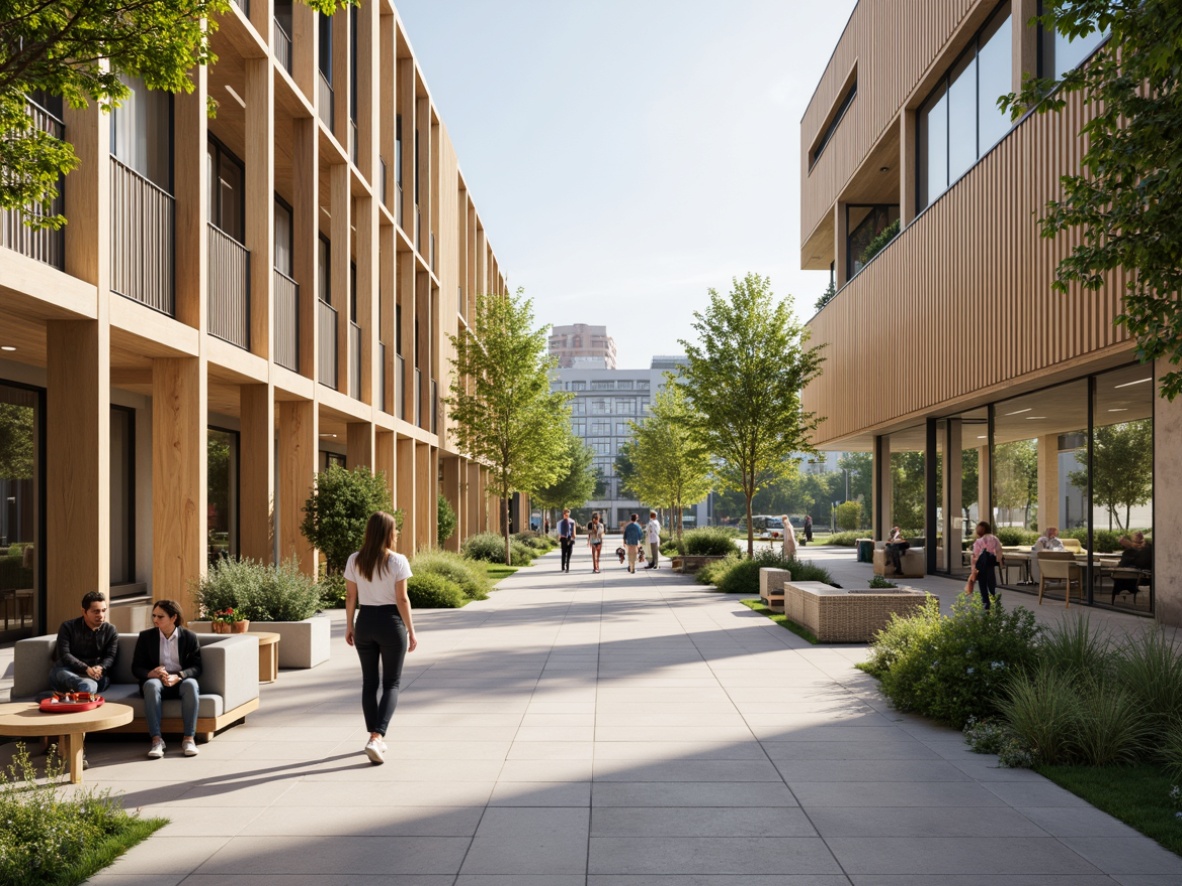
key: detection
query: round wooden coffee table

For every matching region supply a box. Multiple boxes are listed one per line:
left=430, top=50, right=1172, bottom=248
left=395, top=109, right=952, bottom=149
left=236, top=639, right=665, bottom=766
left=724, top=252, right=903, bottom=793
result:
left=0, top=702, right=134, bottom=783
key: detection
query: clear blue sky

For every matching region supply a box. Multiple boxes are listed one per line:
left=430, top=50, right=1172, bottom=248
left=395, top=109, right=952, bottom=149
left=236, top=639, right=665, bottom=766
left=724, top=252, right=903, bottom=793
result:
left=394, top=0, right=857, bottom=368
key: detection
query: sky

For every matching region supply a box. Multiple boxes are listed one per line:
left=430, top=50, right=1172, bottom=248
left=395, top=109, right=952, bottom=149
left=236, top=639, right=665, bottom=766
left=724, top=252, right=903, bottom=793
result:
left=394, top=0, right=858, bottom=369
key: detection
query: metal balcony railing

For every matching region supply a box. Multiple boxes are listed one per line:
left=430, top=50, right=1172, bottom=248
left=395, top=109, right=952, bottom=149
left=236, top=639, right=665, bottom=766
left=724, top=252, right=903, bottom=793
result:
left=0, top=100, right=65, bottom=269
left=208, top=224, right=250, bottom=349
left=274, top=269, right=299, bottom=371
left=348, top=321, right=361, bottom=397
left=396, top=353, right=405, bottom=420
left=274, top=18, right=293, bottom=73
left=318, top=299, right=338, bottom=389
left=318, top=72, right=333, bottom=131
left=110, top=156, right=174, bottom=315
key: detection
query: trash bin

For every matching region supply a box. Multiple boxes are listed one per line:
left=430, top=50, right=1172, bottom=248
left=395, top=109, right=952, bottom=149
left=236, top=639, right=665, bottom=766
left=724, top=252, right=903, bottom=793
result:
left=856, top=538, right=874, bottom=563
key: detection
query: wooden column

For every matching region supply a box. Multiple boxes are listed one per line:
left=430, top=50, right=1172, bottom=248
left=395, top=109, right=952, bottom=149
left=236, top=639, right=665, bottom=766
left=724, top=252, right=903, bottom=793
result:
left=398, top=57, right=415, bottom=237
left=174, top=66, right=208, bottom=331
left=441, top=456, right=463, bottom=552
left=396, top=436, right=416, bottom=554
left=415, top=442, right=433, bottom=550
left=293, top=117, right=318, bottom=378
left=152, top=357, right=206, bottom=614
left=246, top=56, right=275, bottom=359
left=376, top=430, right=396, bottom=509
left=347, top=421, right=374, bottom=469
left=46, top=321, right=110, bottom=628
left=278, top=400, right=317, bottom=574
left=240, top=383, right=275, bottom=562
left=330, top=162, right=351, bottom=392
left=1037, top=436, right=1060, bottom=533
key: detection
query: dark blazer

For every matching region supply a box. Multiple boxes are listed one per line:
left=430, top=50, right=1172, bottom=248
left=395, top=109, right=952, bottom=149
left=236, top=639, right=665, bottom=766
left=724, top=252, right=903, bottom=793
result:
left=132, top=627, right=203, bottom=687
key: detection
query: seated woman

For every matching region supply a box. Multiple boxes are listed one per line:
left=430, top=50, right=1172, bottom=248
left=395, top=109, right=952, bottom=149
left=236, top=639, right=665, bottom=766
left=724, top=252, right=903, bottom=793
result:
left=132, top=599, right=203, bottom=759
left=1112, top=532, right=1152, bottom=597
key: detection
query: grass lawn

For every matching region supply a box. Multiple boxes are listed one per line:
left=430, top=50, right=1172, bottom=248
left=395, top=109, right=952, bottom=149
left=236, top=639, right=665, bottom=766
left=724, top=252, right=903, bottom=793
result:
left=484, top=563, right=519, bottom=584
left=50, top=816, right=169, bottom=886
left=740, top=599, right=819, bottom=644
left=1036, top=762, right=1182, bottom=856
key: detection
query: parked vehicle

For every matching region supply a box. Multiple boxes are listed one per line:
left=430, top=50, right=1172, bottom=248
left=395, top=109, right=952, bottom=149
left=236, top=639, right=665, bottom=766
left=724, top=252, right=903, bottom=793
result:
left=744, top=515, right=785, bottom=540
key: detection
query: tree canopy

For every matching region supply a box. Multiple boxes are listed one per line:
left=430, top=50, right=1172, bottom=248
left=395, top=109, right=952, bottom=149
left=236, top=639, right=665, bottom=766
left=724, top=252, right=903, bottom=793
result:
left=445, top=289, right=571, bottom=563
left=1068, top=419, right=1153, bottom=530
left=300, top=464, right=393, bottom=575
left=1003, top=0, right=1182, bottom=399
left=678, top=273, right=824, bottom=556
left=533, top=429, right=597, bottom=518
left=0, top=0, right=348, bottom=227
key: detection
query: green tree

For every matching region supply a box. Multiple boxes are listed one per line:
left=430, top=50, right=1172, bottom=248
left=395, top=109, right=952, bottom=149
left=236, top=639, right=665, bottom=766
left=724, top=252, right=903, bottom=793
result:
left=1003, top=0, right=1182, bottom=399
left=679, top=273, right=824, bottom=557
left=814, top=278, right=837, bottom=313
left=437, top=494, right=457, bottom=547
left=445, top=289, right=572, bottom=564
left=838, top=451, right=873, bottom=508
left=834, top=500, right=863, bottom=532
left=300, top=465, right=393, bottom=575
left=625, top=384, right=714, bottom=540
left=534, top=430, right=597, bottom=523
left=1068, top=419, right=1153, bottom=530
left=0, top=0, right=348, bottom=227
left=993, top=440, right=1038, bottom=528
left=890, top=451, right=925, bottom=532
left=0, top=403, right=35, bottom=479
left=613, top=442, right=638, bottom=501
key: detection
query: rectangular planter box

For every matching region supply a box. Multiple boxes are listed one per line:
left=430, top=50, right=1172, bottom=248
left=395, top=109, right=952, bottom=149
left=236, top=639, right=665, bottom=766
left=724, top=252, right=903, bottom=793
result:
left=783, top=581, right=935, bottom=643
left=759, top=567, right=793, bottom=611
left=192, top=615, right=331, bottom=668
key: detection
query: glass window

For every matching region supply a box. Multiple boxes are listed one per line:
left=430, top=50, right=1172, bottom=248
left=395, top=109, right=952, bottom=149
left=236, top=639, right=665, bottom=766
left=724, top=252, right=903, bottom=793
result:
left=208, top=429, right=239, bottom=565
left=847, top=205, right=901, bottom=279
left=616, top=399, right=635, bottom=415
left=636, top=381, right=650, bottom=391
left=918, top=83, right=948, bottom=210
left=0, top=382, right=40, bottom=639
left=977, top=4, right=1013, bottom=152
left=319, top=12, right=332, bottom=80
left=617, top=380, right=633, bottom=390
left=572, top=400, right=585, bottom=415
left=947, top=50, right=978, bottom=182
left=591, top=399, right=608, bottom=414
left=571, top=381, right=586, bottom=391
left=274, top=0, right=292, bottom=39
left=1042, top=14, right=1106, bottom=79
left=274, top=199, right=293, bottom=275
left=318, top=236, right=330, bottom=303
left=110, top=407, right=135, bottom=587
left=592, top=380, right=613, bottom=390
left=207, top=140, right=245, bottom=242
left=110, top=75, right=172, bottom=191
left=887, top=425, right=926, bottom=535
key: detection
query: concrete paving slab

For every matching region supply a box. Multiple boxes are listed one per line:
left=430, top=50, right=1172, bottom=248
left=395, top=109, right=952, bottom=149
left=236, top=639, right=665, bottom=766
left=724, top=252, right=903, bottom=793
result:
left=590, top=805, right=817, bottom=837
left=826, top=835, right=1102, bottom=876
left=588, top=836, right=843, bottom=875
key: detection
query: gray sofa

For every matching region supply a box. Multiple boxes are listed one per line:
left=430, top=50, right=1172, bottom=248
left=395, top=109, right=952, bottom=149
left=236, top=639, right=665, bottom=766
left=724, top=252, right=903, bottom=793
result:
left=12, top=632, right=260, bottom=741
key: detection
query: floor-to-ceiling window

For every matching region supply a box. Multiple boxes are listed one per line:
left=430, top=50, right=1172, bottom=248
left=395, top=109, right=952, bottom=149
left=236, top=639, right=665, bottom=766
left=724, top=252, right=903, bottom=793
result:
left=887, top=425, right=926, bottom=537
left=110, top=405, right=136, bottom=594
left=208, top=428, right=239, bottom=563
left=0, top=382, right=41, bottom=639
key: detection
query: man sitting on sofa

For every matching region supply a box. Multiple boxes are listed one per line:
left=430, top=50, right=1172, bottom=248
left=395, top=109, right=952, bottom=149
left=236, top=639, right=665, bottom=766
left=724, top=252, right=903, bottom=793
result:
left=50, top=591, right=118, bottom=695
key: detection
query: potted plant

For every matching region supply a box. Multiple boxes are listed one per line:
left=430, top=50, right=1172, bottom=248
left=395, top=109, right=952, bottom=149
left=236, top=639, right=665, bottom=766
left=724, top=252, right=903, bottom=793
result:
left=210, top=607, right=249, bottom=634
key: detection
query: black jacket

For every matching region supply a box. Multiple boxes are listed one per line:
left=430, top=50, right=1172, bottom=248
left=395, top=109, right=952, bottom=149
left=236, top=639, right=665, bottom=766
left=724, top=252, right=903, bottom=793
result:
left=132, top=627, right=203, bottom=687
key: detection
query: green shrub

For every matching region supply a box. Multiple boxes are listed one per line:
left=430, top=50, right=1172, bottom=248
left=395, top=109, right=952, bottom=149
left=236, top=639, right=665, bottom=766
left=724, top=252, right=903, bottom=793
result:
left=514, top=531, right=552, bottom=552
left=437, top=495, right=457, bottom=546
left=463, top=532, right=509, bottom=563
left=1037, top=614, right=1115, bottom=683
left=411, top=549, right=491, bottom=601
left=834, top=501, right=863, bottom=532
left=406, top=572, right=467, bottom=608
left=300, top=464, right=394, bottom=574
left=963, top=716, right=1012, bottom=755
left=1060, top=526, right=1123, bottom=553
left=1161, top=722, right=1182, bottom=782
left=318, top=572, right=347, bottom=609
left=681, top=527, right=739, bottom=556
left=696, top=553, right=741, bottom=586
left=1113, top=628, right=1182, bottom=746
left=194, top=557, right=322, bottom=622
left=867, top=595, right=1041, bottom=728
left=997, top=664, right=1082, bottom=766
left=1073, top=678, right=1152, bottom=767
left=868, top=574, right=898, bottom=589
left=660, top=540, right=680, bottom=557
left=714, top=550, right=793, bottom=595
left=782, top=558, right=834, bottom=584
left=824, top=531, right=862, bottom=546
left=510, top=540, right=536, bottom=565
left=995, top=527, right=1039, bottom=547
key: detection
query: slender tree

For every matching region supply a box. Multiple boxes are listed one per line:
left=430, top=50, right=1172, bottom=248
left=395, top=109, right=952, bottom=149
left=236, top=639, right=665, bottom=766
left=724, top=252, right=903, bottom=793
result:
left=533, top=430, right=597, bottom=524
left=679, top=273, right=824, bottom=557
left=0, top=0, right=350, bottom=226
left=1068, top=420, right=1153, bottom=530
left=445, top=290, right=572, bottom=564
left=1002, top=0, right=1182, bottom=399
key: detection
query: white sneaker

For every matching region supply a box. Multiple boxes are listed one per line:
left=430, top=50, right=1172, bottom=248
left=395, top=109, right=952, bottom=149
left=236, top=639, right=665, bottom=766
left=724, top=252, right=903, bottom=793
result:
left=147, top=739, right=165, bottom=759
left=182, top=738, right=199, bottom=757
left=365, top=738, right=386, bottom=765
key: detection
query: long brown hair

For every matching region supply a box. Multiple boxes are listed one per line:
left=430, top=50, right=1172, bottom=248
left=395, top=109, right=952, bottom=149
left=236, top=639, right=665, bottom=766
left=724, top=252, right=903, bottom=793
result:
left=356, top=511, right=397, bottom=582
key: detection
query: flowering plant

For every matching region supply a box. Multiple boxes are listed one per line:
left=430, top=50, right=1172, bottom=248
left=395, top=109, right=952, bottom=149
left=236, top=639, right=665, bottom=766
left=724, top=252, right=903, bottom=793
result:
left=211, top=607, right=244, bottom=624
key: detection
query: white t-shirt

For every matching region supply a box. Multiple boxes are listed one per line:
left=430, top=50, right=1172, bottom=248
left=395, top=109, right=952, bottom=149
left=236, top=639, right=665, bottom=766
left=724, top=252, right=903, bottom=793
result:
left=344, top=551, right=413, bottom=605
left=646, top=519, right=661, bottom=543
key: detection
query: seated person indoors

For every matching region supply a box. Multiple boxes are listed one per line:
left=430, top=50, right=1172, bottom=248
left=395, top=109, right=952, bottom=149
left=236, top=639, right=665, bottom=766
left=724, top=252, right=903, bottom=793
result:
left=1032, top=526, right=1066, bottom=553
left=884, top=526, right=909, bottom=575
left=133, top=599, right=203, bottom=759
left=50, top=591, right=118, bottom=695
left=1112, top=532, right=1152, bottom=597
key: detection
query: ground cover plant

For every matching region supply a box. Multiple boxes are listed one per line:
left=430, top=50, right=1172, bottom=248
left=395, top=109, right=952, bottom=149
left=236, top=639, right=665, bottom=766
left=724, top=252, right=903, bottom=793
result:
left=821, top=531, right=861, bottom=546
left=739, top=599, right=818, bottom=644
left=0, top=743, right=166, bottom=886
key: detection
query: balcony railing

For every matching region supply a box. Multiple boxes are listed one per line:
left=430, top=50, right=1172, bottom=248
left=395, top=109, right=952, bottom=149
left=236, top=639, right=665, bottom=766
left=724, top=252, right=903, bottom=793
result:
left=318, top=72, right=333, bottom=131
left=396, top=353, right=405, bottom=419
left=274, top=18, right=293, bottom=73
left=318, top=299, right=337, bottom=389
left=110, top=156, right=174, bottom=315
left=379, top=341, right=388, bottom=411
left=208, top=224, right=250, bottom=349
left=274, top=269, right=299, bottom=371
left=348, top=321, right=361, bottom=397
left=414, top=367, right=421, bottom=427
left=0, top=100, right=65, bottom=269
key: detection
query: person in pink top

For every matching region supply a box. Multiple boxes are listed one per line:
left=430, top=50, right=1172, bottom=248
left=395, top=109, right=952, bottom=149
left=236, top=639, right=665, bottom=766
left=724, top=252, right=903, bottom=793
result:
left=966, top=521, right=1006, bottom=610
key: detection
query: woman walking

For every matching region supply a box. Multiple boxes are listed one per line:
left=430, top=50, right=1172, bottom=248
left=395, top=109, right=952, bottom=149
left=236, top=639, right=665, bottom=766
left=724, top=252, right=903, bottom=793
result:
left=345, top=511, right=417, bottom=764
left=586, top=512, right=605, bottom=573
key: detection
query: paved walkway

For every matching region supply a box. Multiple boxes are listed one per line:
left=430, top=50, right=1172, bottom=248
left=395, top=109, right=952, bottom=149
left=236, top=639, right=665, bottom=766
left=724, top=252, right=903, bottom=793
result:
left=3, top=543, right=1181, bottom=884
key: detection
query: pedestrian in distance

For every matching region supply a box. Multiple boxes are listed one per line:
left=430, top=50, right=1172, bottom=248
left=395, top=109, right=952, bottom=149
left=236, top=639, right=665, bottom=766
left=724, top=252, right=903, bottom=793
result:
left=557, top=508, right=577, bottom=572
left=964, top=520, right=1005, bottom=611
left=780, top=514, right=797, bottom=561
left=645, top=511, right=662, bottom=569
left=623, top=513, right=644, bottom=573
left=803, top=514, right=813, bottom=545
left=586, top=512, right=605, bottom=573
left=345, top=511, right=417, bottom=765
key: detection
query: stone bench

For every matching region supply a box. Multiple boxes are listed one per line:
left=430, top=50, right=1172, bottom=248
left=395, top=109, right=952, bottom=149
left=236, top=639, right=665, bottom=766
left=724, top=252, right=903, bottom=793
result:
left=783, top=581, right=935, bottom=642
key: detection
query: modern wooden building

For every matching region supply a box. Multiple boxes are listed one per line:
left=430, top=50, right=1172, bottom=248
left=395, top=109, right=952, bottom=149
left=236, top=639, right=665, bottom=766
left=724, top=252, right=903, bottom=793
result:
left=800, top=0, right=1182, bottom=623
left=0, top=0, right=509, bottom=638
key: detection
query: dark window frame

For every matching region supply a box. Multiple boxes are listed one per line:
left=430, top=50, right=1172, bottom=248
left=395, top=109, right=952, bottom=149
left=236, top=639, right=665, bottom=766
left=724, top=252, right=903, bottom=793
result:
left=808, top=75, right=857, bottom=171
left=207, top=134, right=246, bottom=243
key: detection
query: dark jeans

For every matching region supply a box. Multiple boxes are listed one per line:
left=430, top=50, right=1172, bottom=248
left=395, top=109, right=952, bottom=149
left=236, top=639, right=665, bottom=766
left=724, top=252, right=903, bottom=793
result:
left=885, top=542, right=909, bottom=573
left=976, top=551, right=999, bottom=610
left=49, top=666, right=111, bottom=695
left=560, top=538, right=574, bottom=570
left=354, top=605, right=408, bottom=737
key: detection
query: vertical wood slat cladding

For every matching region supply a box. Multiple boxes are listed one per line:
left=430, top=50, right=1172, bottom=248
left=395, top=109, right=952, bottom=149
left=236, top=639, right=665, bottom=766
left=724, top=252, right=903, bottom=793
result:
left=803, top=78, right=1130, bottom=447
left=801, top=0, right=977, bottom=245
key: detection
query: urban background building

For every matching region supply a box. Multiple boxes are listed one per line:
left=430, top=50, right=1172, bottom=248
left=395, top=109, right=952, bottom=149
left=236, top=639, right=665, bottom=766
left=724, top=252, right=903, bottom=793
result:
left=548, top=323, right=618, bottom=370
left=0, top=0, right=509, bottom=639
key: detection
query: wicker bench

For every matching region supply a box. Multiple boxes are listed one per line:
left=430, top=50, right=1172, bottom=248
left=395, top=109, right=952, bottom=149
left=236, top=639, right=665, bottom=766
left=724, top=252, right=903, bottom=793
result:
left=759, top=567, right=793, bottom=611
left=783, top=581, right=934, bottom=642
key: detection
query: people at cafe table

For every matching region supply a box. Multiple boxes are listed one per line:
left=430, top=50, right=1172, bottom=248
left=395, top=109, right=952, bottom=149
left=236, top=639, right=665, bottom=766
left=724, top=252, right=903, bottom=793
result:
left=1112, top=531, right=1153, bottom=597
left=1032, top=526, right=1066, bottom=554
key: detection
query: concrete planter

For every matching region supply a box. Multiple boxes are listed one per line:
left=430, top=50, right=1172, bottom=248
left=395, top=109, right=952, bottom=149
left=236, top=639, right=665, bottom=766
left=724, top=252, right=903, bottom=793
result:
left=192, top=615, right=331, bottom=668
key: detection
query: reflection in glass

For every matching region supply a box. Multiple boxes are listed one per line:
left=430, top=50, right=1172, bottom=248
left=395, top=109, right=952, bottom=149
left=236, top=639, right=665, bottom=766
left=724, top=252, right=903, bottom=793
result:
left=1042, top=19, right=1106, bottom=80
left=947, top=49, right=978, bottom=182
left=977, top=3, right=1013, bottom=151
left=0, top=383, right=38, bottom=638
left=208, top=428, right=238, bottom=564
left=889, top=427, right=926, bottom=535
left=918, top=84, right=948, bottom=210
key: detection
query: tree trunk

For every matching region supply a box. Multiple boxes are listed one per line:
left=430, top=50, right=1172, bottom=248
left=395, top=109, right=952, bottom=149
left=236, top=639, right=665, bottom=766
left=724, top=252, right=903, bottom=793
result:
left=745, top=488, right=754, bottom=559
left=503, top=495, right=512, bottom=565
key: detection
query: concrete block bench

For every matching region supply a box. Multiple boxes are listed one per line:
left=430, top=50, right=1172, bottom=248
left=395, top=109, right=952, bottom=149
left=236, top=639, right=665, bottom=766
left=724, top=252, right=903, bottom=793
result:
left=872, top=541, right=926, bottom=578
left=759, top=567, right=793, bottom=611
left=783, top=581, right=935, bottom=642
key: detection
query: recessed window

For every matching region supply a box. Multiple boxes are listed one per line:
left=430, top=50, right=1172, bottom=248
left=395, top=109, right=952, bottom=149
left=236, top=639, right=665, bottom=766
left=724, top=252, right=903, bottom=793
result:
left=809, top=73, right=857, bottom=170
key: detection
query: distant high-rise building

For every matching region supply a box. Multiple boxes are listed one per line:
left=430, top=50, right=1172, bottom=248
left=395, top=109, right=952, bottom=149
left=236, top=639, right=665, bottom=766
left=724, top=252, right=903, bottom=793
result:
left=548, top=323, right=617, bottom=370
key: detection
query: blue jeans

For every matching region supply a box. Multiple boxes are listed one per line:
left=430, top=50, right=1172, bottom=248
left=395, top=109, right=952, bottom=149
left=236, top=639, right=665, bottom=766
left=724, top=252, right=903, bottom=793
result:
left=354, top=605, right=408, bottom=736
left=49, top=666, right=110, bottom=695
left=142, top=677, right=200, bottom=739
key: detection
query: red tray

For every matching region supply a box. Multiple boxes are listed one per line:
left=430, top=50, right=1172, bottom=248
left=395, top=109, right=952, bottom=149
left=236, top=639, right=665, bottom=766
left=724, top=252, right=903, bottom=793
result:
left=39, top=696, right=106, bottom=713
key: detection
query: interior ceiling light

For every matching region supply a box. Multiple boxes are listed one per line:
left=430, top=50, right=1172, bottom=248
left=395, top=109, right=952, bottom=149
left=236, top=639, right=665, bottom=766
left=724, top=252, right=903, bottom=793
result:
left=1026, top=416, right=1046, bottom=420
left=0, top=345, right=15, bottom=351
left=1114, top=377, right=1152, bottom=389
left=1107, top=407, right=1129, bottom=412
left=1005, top=407, right=1032, bottom=416
left=977, top=435, right=987, bottom=439
left=319, top=433, right=337, bottom=438
left=879, top=166, right=890, bottom=173
left=224, top=84, right=246, bottom=109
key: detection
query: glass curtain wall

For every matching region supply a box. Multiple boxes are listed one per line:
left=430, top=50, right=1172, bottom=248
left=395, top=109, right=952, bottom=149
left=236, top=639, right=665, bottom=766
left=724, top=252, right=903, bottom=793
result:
left=208, top=428, right=239, bottom=564
left=0, top=382, right=40, bottom=639
left=888, top=425, right=926, bottom=537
